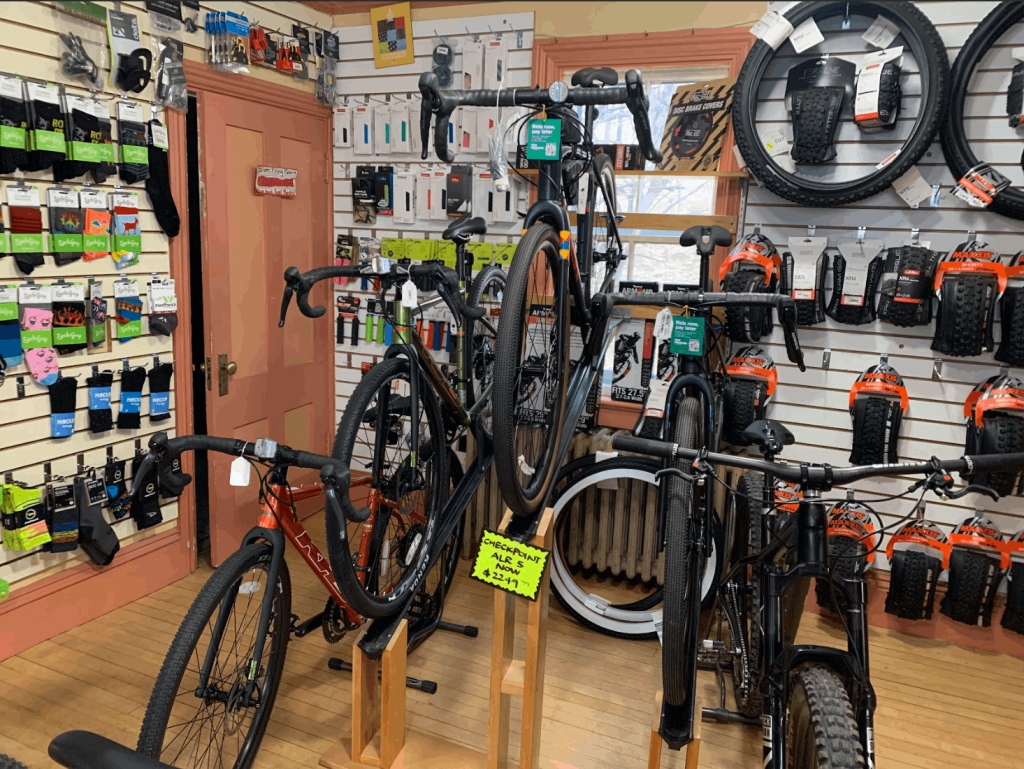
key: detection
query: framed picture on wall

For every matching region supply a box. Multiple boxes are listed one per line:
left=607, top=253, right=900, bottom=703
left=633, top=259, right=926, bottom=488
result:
left=370, top=2, right=415, bottom=69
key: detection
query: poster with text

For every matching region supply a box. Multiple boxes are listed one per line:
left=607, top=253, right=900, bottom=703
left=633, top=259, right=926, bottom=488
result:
left=370, top=2, right=415, bottom=69
left=656, top=77, right=736, bottom=173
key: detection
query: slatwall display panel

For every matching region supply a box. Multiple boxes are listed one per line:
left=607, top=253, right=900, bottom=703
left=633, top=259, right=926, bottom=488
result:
left=331, top=12, right=534, bottom=438
left=748, top=1, right=1024, bottom=571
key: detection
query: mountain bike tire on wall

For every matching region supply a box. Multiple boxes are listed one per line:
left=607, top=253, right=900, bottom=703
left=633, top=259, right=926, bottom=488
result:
left=941, top=1, right=1024, bottom=221
left=733, top=1, right=949, bottom=206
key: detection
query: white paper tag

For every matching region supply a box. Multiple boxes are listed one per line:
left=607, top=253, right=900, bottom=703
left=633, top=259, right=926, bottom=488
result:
left=653, top=307, right=674, bottom=340
left=862, top=15, right=900, bottom=49
left=644, top=378, right=671, bottom=418
left=594, top=450, right=620, bottom=489
left=652, top=608, right=664, bottom=646
left=750, top=10, right=794, bottom=51
left=230, top=456, right=251, bottom=487
left=80, top=189, right=107, bottom=208
left=26, top=82, right=60, bottom=105
left=64, top=94, right=90, bottom=113
left=116, top=100, right=144, bottom=123
left=90, top=99, right=110, bottom=121
left=892, top=166, right=932, bottom=207
left=47, top=188, right=80, bottom=208
left=52, top=282, right=85, bottom=302
left=402, top=280, right=418, bottom=308
left=89, top=281, right=103, bottom=301
left=0, top=75, right=21, bottom=99
left=151, top=124, right=169, bottom=150
left=0, top=286, right=16, bottom=304
left=110, top=192, right=140, bottom=209
left=19, top=284, right=52, bottom=304
left=761, top=128, right=791, bottom=157
left=114, top=280, right=139, bottom=298
left=789, top=17, right=824, bottom=53
left=841, top=264, right=868, bottom=304
left=7, top=185, right=39, bottom=207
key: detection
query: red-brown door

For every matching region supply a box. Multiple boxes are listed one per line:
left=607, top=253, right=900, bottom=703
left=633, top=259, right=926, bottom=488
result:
left=197, top=90, right=332, bottom=565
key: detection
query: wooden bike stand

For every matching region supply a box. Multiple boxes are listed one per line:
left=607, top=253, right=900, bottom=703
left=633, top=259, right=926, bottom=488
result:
left=488, top=508, right=555, bottom=769
left=320, top=619, right=487, bottom=769
left=647, top=691, right=703, bottom=769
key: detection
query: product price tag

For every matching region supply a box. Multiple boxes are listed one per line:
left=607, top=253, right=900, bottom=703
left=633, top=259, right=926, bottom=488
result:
left=470, top=529, right=550, bottom=601
left=52, top=283, right=85, bottom=302
left=643, top=378, right=671, bottom=418
left=6, top=185, right=39, bottom=207
left=47, top=187, right=80, bottom=208
left=110, top=192, right=140, bottom=209
left=151, top=123, right=169, bottom=150
left=116, top=100, right=144, bottom=123
left=951, top=163, right=1012, bottom=209
left=229, top=456, right=251, bottom=487
left=761, top=128, right=791, bottom=157
left=892, top=165, right=932, bottom=207
left=862, top=15, right=900, bottom=49
left=750, top=10, right=794, bottom=51
left=789, top=17, right=824, bottom=53
left=670, top=315, right=704, bottom=356
left=149, top=280, right=177, bottom=312
left=401, top=279, right=418, bottom=308
left=0, top=74, right=21, bottom=99
left=81, top=189, right=107, bottom=209
left=653, top=307, right=674, bottom=340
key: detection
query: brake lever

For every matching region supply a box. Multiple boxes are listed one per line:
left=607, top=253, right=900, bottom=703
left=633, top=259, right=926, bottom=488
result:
left=944, top=483, right=1001, bottom=502
left=279, top=284, right=294, bottom=328
left=127, top=452, right=158, bottom=497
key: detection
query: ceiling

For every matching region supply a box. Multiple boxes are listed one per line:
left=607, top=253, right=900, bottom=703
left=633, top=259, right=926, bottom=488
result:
left=299, top=1, right=484, bottom=17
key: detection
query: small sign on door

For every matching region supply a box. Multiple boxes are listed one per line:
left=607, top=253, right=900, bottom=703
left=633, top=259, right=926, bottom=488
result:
left=255, top=166, right=297, bottom=196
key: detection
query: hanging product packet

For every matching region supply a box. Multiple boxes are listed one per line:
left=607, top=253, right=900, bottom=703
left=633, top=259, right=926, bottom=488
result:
left=88, top=279, right=106, bottom=348
left=114, top=279, right=143, bottom=343
left=0, top=73, right=28, bottom=174
left=111, top=190, right=142, bottom=270
left=81, top=187, right=111, bottom=262
left=52, top=280, right=87, bottom=355
left=147, top=277, right=178, bottom=336
left=0, top=284, right=22, bottom=367
left=2, top=484, right=51, bottom=551
left=19, top=282, right=59, bottom=385
left=827, top=238, right=886, bottom=325
left=47, top=186, right=84, bottom=266
left=23, top=81, right=66, bottom=172
left=91, top=99, right=117, bottom=183
left=7, top=183, right=45, bottom=275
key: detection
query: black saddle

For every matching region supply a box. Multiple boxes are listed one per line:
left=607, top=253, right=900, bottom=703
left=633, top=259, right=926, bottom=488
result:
left=571, top=67, right=618, bottom=88
left=742, top=419, right=795, bottom=456
left=680, top=225, right=732, bottom=258
left=442, top=216, right=487, bottom=244
left=50, top=731, right=176, bottom=769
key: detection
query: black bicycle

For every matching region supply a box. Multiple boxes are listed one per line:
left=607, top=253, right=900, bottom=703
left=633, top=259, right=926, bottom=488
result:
left=613, top=422, right=1024, bottom=766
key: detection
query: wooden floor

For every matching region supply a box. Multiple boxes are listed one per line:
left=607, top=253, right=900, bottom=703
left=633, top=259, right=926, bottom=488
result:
left=2, top=512, right=1023, bottom=769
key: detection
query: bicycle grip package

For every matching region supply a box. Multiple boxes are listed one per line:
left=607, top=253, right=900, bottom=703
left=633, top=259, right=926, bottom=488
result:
left=939, top=516, right=1007, bottom=627
left=719, top=232, right=780, bottom=343
left=854, top=48, right=903, bottom=131
left=931, top=240, right=1003, bottom=358
left=962, top=373, right=1024, bottom=496
left=996, top=251, right=1024, bottom=367
left=884, top=519, right=949, bottom=621
left=1002, top=530, right=1024, bottom=635
left=848, top=362, right=908, bottom=465
left=826, top=238, right=885, bottom=325
left=815, top=501, right=878, bottom=615
left=876, top=245, right=942, bottom=327
left=722, top=345, right=776, bottom=446
left=781, top=236, right=828, bottom=326
left=785, top=56, right=856, bottom=164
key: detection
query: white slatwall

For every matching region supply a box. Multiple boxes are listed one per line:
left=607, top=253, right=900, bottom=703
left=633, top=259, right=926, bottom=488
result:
left=0, top=1, right=331, bottom=591
left=752, top=1, right=1024, bottom=571
left=331, top=12, right=534, bottom=426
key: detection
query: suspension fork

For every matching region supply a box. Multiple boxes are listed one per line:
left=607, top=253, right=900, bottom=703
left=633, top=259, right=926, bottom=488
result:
left=761, top=564, right=785, bottom=769
left=390, top=293, right=420, bottom=468
left=846, top=573, right=877, bottom=768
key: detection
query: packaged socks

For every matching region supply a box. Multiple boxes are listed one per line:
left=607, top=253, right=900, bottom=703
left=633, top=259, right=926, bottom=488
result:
left=45, top=481, right=79, bottom=553
left=1, top=484, right=51, bottom=551
left=148, top=362, right=173, bottom=422
left=9, top=205, right=44, bottom=275
left=146, top=120, right=179, bottom=237
left=52, top=282, right=87, bottom=355
left=48, top=375, right=78, bottom=438
left=76, top=475, right=119, bottom=565
left=0, top=75, right=29, bottom=173
left=117, top=365, right=146, bottom=429
left=105, top=458, right=130, bottom=520
left=23, top=82, right=66, bottom=172
left=0, top=285, right=21, bottom=367
left=130, top=452, right=162, bottom=529
left=86, top=370, right=113, bottom=432
left=19, top=283, right=58, bottom=385
left=82, top=208, right=111, bottom=261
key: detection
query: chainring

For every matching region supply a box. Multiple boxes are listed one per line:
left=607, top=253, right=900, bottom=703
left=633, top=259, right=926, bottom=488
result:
left=322, top=597, right=357, bottom=644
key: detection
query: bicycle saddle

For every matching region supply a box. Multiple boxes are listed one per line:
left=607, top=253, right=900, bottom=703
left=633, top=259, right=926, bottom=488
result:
left=742, top=419, right=795, bottom=455
left=442, top=216, right=487, bottom=244
left=680, top=225, right=732, bottom=258
left=571, top=67, right=618, bottom=87
left=50, top=731, right=176, bottom=769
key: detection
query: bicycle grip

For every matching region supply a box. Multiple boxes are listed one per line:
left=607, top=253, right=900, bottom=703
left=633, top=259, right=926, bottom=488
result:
left=777, top=302, right=806, bottom=372
left=611, top=434, right=677, bottom=459
left=625, top=70, right=663, bottom=164
left=419, top=98, right=432, bottom=160
left=433, top=108, right=456, bottom=163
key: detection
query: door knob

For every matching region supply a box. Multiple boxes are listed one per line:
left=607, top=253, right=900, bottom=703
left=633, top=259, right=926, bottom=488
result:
left=226, top=361, right=238, bottom=375
left=197, top=361, right=206, bottom=374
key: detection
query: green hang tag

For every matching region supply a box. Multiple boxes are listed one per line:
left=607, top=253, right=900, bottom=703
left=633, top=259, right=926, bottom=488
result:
left=670, top=315, right=705, bottom=355
left=120, top=144, right=148, bottom=165
left=32, top=130, right=65, bottom=154
left=526, top=119, right=562, bottom=160
left=96, top=141, right=116, bottom=162
left=0, top=125, right=25, bottom=149
left=53, top=324, right=87, bottom=347
left=117, top=318, right=142, bottom=339
left=438, top=241, right=457, bottom=269
left=11, top=233, right=44, bottom=253
left=114, top=234, right=142, bottom=252
left=0, top=286, right=16, bottom=322
left=467, top=242, right=494, bottom=270
left=0, top=232, right=8, bottom=255
left=51, top=233, right=84, bottom=252
left=83, top=233, right=109, bottom=252
left=470, top=529, right=550, bottom=601
left=71, top=141, right=105, bottom=162
left=494, top=243, right=515, bottom=265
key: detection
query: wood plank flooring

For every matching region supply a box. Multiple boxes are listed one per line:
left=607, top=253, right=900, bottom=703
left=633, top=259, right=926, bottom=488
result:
left=2, top=511, right=1023, bottom=769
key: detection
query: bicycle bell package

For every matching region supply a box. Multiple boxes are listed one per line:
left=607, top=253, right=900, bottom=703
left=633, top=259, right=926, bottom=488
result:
left=827, top=237, right=886, bottom=325
left=722, top=345, right=776, bottom=446
left=853, top=47, right=903, bottom=131
left=930, top=240, right=1004, bottom=358
left=785, top=54, right=856, bottom=164
left=1001, top=530, right=1024, bottom=635
left=963, top=373, right=1024, bottom=496
left=848, top=361, right=908, bottom=464
left=996, top=251, right=1024, bottom=367
left=940, top=515, right=1007, bottom=627
left=884, top=517, right=950, bottom=621
left=876, top=242, right=942, bottom=327
left=815, top=500, right=879, bottom=615
left=718, top=231, right=780, bottom=343
left=780, top=234, right=828, bottom=325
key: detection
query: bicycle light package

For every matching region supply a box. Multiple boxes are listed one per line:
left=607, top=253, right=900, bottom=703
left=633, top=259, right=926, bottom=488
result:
left=1001, top=530, right=1024, bottom=635
left=940, top=515, right=1008, bottom=627
left=718, top=232, right=780, bottom=343
left=848, top=360, right=908, bottom=464
left=827, top=236, right=886, bottom=325
left=876, top=243, right=942, bottom=327
left=815, top=500, right=880, bottom=615
left=963, top=373, right=1024, bottom=495
left=885, top=517, right=950, bottom=620
left=931, top=240, right=1004, bottom=358
left=996, top=251, right=1024, bottom=367
left=780, top=234, right=829, bottom=326
left=722, top=345, right=776, bottom=446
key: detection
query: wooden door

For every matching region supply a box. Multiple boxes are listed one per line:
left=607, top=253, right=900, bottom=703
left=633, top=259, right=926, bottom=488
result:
left=198, top=91, right=332, bottom=565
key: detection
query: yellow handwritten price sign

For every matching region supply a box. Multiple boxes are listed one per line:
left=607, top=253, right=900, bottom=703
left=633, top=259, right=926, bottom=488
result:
left=470, top=529, right=550, bottom=601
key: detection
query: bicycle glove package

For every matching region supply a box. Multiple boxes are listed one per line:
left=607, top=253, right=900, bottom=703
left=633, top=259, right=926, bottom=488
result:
left=785, top=56, right=856, bottom=165
left=1002, top=530, right=1024, bottom=635
left=780, top=236, right=828, bottom=326
left=848, top=362, right=908, bottom=465
left=962, top=374, right=1024, bottom=496
left=722, top=346, right=776, bottom=446
left=996, top=251, right=1024, bottom=367
left=719, top=232, right=780, bottom=343
left=939, top=516, right=1007, bottom=628
left=815, top=501, right=878, bottom=615
left=826, top=238, right=885, bottom=325
left=931, top=241, right=1003, bottom=358
left=884, top=519, right=948, bottom=621
left=876, top=245, right=941, bottom=327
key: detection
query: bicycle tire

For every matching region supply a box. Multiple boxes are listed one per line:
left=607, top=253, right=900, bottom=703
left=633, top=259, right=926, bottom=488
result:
left=940, top=549, right=998, bottom=626
left=996, top=288, right=1024, bottom=367
left=493, top=223, right=571, bottom=518
left=466, top=264, right=507, bottom=439
left=723, top=378, right=763, bottom=447
left=583, top=153, right=617, bottom=301
left=729, top=470, right=764, bottom=718
left=785, top=666, right=865, bottom=769
left=138, top=543, right=290, bottom=769
left=942, top=1, right=1024, bottom=221
left=330, top=357, right=447, bottom=618
left=733, top=1, right=949, bottom=207
left=885, top=549, right=938, bottom=620
left=815, top=535, right=866, bottom=615
left=0, top=755, right=27, bottom=769
left=974, top=413, right=1024, bottom=496
left=662, top=396, right=702, bottom=708
left=932, top=275, right=996, bottom=358
left=549, top=455, right=723, bottom=640
left=849, top=397, right=895, bottom=465
left=722, top=269, right=772, bottom=343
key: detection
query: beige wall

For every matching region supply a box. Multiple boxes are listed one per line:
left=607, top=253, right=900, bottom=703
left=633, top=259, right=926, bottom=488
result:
left=334, top=2, right=766, bottom=37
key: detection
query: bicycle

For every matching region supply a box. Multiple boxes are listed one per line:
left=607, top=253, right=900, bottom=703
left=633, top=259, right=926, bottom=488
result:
left=612, top=420, right=1024, bottom=765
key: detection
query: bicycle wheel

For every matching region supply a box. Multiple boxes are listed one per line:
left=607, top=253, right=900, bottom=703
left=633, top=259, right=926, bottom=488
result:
left=785, top=666, right=864, bottom=769
left=0, top=755, right=27, bottom=769
left=583, top=152, right=617, bottom=299
left=466, top=264, right=507, bottom=438
left=663, top=396, right=702, bottom=707
left=330, top=357, right=447, bottom=618
left=137, top=544, right=290, bottom=769
left=493, top=223, right=571, bottom=518
left=550, top=455, right=723, bottom=640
